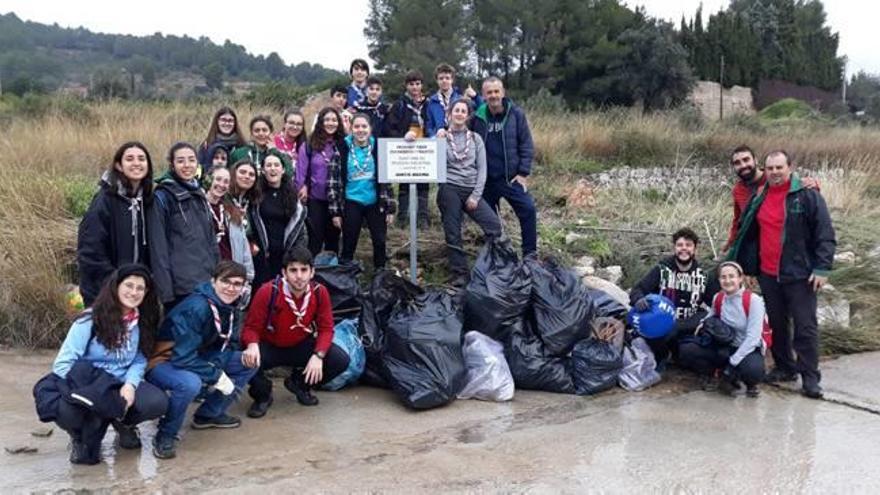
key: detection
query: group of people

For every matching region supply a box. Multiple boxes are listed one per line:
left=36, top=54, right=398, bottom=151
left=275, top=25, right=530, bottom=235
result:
left=37, top=57, right=836, bottom=467
left=629, top=146, right=834, bottom=400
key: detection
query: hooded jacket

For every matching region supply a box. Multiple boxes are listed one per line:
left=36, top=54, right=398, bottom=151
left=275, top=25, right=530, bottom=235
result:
left=151, top=174, right=219, bottom=303
left=384, top=94, right=429, bottom=138
left=728, top=174, right=836, bottom=282
left=249, top=197, right=309, bottom=261
left=77, top=172, right=156, bottom=306
left=151, top=282, right=240, bottom=384
left=629, top=256, right=717, bottom=321
left=471, top=98, right=534, bottom=182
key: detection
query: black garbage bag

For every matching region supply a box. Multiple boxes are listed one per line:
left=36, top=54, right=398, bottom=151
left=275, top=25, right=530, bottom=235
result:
left=464, top=238, right=531, bottom=341
left=382, top=289, right=467, bottom=409
left=571, top=338, right=623, bottom=396
left=504, top=316, right=575, bottom=394
left=358, top=270, right=423, bottom=388
left=528, top=258, right=595, bottom=356
left=315, top=262, right=363, bottom=322
left=587, top=289, right=629, bottom=319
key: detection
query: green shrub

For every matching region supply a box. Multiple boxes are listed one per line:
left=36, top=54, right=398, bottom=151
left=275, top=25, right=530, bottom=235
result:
left=61, top=176, right=98, bottom=218
left=758, top=98, right=816, bottom=121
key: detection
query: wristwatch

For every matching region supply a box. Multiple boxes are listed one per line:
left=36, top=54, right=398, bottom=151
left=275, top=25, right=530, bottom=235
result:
left=314, top=351, right=326, bottom=360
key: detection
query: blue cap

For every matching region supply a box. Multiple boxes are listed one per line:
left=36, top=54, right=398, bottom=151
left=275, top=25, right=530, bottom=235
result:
left=627, top=294, right=676, bottom=339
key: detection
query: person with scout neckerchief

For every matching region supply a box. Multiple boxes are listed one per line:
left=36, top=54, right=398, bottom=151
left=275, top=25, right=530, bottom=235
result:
left=241, top=246, right=350, bottom=418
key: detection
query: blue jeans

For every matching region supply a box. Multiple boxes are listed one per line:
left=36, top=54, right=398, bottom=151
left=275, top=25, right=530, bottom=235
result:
left=147, top=352, right=257, bottom=438
left=482, top=179, right=537, bottom=255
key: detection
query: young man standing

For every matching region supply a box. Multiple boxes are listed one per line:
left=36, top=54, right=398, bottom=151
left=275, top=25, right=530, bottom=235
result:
left=241, top=246, right=350, bottom=418
left=425, top=63, right=478, bottom=138
left=729, top=150, right=836, bottom=399
left=472, top=76, right=537, bottom=256
left=346, top=58, right=370, bottom=109
left=385, top=70, right=431, bottom=228
left=629, top=228, right=718, bottom=366
left=354, top=76, right=390, bottom=137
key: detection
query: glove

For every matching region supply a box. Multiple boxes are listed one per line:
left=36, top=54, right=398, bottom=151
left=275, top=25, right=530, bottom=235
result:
left=214, top=371, right=235, bottom=396
left=634, top=297, right=650, bottom=312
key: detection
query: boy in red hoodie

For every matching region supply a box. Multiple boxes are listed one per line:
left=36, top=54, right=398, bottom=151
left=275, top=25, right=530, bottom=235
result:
left=241, top=246, right=349, bottom=418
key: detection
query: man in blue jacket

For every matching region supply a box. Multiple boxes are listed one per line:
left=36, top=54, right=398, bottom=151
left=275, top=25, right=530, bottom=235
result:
left=425, top=63, right=478, bottom=137
left=472, top=76, right=537, bottom=256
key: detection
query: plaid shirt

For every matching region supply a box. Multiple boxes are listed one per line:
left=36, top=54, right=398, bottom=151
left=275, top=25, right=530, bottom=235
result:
left=328, top=140, right=397, bottom=218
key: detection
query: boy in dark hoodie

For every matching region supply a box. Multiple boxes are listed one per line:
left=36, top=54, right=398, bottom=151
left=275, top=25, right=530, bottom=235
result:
left=629, top=227, right=719, bottom=365
left=146, top=261, right=258, bottom=460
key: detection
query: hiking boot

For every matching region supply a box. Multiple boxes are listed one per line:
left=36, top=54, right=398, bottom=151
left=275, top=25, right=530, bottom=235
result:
left=152, top=434, right=177, bottom=460
left=246, top=396, right=274, bottom=419
left=284, top=374, right=319, bottom=406
left=746, top=385, right=760, bottom=398
left=69, top=439, right=99, bottom=465
left=191, top=413, right=242, bottom=430
left=718, top=378, right=740, bottom=397
left=802, top=382, right=824, bottom=400
left=113, top=422, right=141, bottom=450
left=764, top=368, right=798, bottom=383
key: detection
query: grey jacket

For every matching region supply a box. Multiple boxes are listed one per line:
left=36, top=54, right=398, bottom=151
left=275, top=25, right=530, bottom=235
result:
left=705, top=288, right=766, bottom=366
left=445, top=129, right=487, bottom=202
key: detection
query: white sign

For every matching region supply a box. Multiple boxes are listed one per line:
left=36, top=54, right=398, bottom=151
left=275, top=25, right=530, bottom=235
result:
left=378, top=138, right=447, bottom=184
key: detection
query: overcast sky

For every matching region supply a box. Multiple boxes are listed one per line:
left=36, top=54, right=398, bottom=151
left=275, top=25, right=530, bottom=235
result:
left=3, top=0, right=878, bottom=78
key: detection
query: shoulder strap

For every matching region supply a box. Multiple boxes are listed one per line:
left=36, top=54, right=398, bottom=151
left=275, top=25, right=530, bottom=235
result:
left=742, top=289, right=751, bottom=316
left=265, top=275, right=282, bottom=332
left=712, top=292, right=723, bottom=316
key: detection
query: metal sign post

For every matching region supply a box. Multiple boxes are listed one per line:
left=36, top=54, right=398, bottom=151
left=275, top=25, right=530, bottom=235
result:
left=378, top=138, right=447, bottom=283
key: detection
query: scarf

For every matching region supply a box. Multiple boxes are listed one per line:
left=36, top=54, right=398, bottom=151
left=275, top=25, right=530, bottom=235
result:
left=205, top=298, right=233, bottom=352
left=282, top=279, right=314, bottom=334
left=113, top=309, right=139, bottom=360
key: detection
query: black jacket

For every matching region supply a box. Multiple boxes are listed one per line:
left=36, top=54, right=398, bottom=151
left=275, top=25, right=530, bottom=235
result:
left=384, top=95, right=428, bottom=138
left=629, top=256, right=718, bottom=321
left=33, top=360, right=126, bottom=423
left=77, top=175, right=157, bottom=306
left=729, top=175, right=836, bottom=282
left=151, top=175, right=219, bottom=303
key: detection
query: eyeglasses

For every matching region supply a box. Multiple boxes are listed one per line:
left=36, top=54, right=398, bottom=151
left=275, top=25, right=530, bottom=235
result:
left=218, top=278, right=246, bottom=290
left=121, top=281, right=147, bottom=293
left=287, top=121, right=304, bottom=127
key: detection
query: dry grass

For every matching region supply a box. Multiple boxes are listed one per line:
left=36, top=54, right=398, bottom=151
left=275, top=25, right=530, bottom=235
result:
left=2, top=97, right=880, bottom=351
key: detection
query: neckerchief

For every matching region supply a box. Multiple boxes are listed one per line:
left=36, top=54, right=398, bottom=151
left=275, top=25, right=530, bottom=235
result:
left=113, top=309, right=139, bottom=360
left=350, top=83, right=366, bottom=105
left=405, top=95, right=425, bottom=129
left=448, top=129, right=473, bottom=162
left=348, top=137, right=374, bottom=178
left=282, top=279, right=314, bottom=334
left=206, top=298, right=233, bottom=352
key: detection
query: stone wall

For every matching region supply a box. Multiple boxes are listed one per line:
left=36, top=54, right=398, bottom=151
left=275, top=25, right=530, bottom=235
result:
left=689, top=81, right=754, bottom=121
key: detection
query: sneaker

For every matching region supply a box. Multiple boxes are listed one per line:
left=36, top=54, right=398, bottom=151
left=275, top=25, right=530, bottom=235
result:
left=113, top=422, right=141, bottom=450
left=69, top=440, right=99, bottom=465
left=284, top=374, right=319, bottom=406
left=802, top=382, right=824, bottom=400
left=246, top=396, right=274, bottom=419
left=191, top=414, right=242, bottom=430
left=152, top=434, right=177, bottom=460
left=764, top=368, right=798, bottom=383
left=746, top=385, right=760, bottom=398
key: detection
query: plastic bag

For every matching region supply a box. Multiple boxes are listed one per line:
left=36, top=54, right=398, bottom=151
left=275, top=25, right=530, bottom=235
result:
left=314, top=262, right=363, bottom=322
left=571, top=338, right=623, bottom=395
left=587, top=289, right=629, bottom=319
left=618, top=337, right=661, bottom=392
left=458, top=331, right=515, bottom=401
left=504, top=316, right=575, bottom=394
left=464, top=238, right=531, bottom=342
left=382, top=289, right=467, bottom=409
left=322, top=319, right=366, bottom=391
left=529, top=258, right=594, bottom=356
left=358, top=270, right=423, bottom=388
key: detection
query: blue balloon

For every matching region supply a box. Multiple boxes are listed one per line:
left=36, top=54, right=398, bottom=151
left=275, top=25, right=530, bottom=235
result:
left=627, top=294, right=676, bottom=339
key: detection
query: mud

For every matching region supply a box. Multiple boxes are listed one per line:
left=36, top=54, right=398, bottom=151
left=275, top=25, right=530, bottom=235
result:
left=2, top=351, right=880, bottom=493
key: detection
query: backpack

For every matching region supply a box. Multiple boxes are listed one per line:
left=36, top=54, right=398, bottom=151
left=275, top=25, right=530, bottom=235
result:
left=712, top=290, right=773, bottom=349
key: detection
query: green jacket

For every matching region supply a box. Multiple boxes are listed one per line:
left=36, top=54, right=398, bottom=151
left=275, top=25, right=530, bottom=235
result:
left=229, top=145, right=293, bottom=177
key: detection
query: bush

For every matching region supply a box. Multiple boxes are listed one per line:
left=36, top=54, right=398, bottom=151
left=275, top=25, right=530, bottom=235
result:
left=61, top=176, right=98, bottom=218
left=758, top=98, right=816, bottom=121
left=246, top=82, right=314, bottom=111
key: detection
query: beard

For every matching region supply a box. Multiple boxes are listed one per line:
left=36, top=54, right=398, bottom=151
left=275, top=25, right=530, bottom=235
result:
left=675, top=252, right=694, bottom=265
left=737, top=166, right=756, bottom=182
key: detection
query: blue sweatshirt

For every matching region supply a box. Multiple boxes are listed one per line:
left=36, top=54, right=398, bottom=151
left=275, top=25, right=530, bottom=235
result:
left=53, top=314, right=146, bottom=388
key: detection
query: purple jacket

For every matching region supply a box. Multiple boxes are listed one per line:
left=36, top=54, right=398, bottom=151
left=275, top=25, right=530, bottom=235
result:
left=295, top=141, right=340, bottom=201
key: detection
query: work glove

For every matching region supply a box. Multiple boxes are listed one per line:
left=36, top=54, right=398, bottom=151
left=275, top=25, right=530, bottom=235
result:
left=214, top=371, right=235, bottom=396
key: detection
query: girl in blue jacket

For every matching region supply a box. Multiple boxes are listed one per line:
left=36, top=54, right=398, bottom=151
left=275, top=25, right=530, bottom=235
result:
left=51, top=264, right=167, bottom=464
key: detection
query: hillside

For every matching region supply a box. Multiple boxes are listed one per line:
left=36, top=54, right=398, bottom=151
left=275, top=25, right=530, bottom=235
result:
left=0, top=12, right=344, bottom=96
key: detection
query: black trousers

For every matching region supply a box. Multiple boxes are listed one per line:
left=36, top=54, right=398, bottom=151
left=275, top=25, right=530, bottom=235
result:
left=340, top=199, right=387, bottom=269
left=55, top=381, right=167, bottom=447
left=758, top=275, right=821, bottom=385
left=645, top=310, right=706, bottom=363
left=436, top=184, right=502, bottom=275
left=307, top=198, right=340, bottom=256
left=397, top=183, right=430, bottom=224
left=248, top=340, right=350, bottom=402
left=678, top=341, right=765, bottom=386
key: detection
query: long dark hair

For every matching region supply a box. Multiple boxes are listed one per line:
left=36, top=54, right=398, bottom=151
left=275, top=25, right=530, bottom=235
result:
left=167, top=142, right=198, bottom=181
left=309, top=107, right=345, bottom=153
left=258, top=161, right=299, bottom=219
left=227, top=159, right=261, bottom=224
left=87, top=264, right=160, bottom=356
left=204, top=106, right=246, bottom=148
left=109, top=141, right=154, bottom=198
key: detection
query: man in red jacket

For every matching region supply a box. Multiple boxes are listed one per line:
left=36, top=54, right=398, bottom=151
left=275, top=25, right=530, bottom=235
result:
left=241, top=246, right=350, bottom=418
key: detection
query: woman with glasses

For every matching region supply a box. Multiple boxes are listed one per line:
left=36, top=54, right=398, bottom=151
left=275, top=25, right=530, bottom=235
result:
left=197, top=107, right=246, bottom=171
left=146, top=260, right=258, bottom=460
left=273, top=109, right=308, bottom=170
